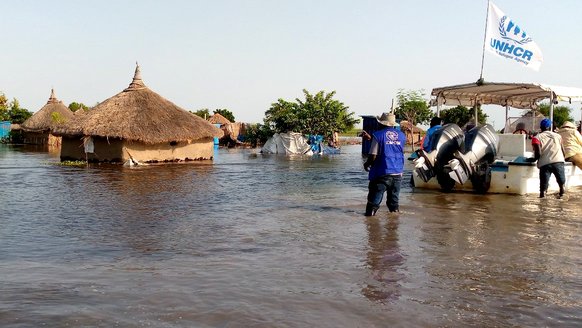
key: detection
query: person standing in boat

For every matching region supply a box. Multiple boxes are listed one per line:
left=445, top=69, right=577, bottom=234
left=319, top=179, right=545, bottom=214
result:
left=532, top=118, right=566, bottom=198
left=513, top=122, right=528, bottom=135
left=363, top=113, right=406, bottom=215
left=558, top=121, right=582, bottom=171
left=422, top=117, right=442, bottom=152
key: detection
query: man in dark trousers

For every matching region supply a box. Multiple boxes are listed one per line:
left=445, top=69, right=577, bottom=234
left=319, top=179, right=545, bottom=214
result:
left=363, top=112, right=406, bottom=215
left=532, top=118, right=566, bottom=198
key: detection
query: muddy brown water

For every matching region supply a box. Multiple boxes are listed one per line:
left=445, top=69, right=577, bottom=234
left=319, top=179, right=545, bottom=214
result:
left=0, top=144, right=581, bottom=327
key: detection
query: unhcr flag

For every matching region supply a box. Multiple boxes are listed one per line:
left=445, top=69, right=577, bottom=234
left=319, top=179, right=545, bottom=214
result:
left=486, top=2, right=543, bottom=71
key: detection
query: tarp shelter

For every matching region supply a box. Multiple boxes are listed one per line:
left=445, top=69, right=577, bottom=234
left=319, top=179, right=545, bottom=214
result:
left=430, top=82, right=582, bottom=129
left=261, top=132, right=311, bottom=155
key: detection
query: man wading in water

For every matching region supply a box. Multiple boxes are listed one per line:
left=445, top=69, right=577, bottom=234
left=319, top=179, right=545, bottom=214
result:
left=363, top=113, right=406, bottom=215
left=532, top=118, right=566, bottom=198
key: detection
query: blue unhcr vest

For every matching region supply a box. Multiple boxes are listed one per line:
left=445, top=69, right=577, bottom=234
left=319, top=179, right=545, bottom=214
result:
left=369, top=127, right=405, bottom=180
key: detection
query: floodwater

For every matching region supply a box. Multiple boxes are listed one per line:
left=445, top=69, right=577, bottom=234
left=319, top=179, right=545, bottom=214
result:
left=1, top=144, right=581, bottom=327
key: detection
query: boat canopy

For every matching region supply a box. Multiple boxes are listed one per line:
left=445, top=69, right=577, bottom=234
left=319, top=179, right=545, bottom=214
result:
left=431, top=82, right=582, bottom=109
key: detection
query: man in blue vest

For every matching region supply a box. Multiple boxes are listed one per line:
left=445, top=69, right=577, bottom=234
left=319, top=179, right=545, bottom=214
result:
left=363, top=112, right=406, bottom=215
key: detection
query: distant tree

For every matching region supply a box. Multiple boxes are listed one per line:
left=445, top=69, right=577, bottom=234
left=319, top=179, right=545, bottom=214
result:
left=440, top=105, right=487, bottom=127
left=264, top=89, right=359, bottom=140
left=213, top=109, right=235, bottom=122
left=191, top=108, right=210, bottom=119
left=264, top=99, right=300, bottom=133
left=394, top=89, right=433, bottom=126
left=242, top=123, right=272, bottom=147
left=0, top=92, right=9, bottom=121
left=394, top=89, right=433, bottom=150
left=534, top=103, right=573, bottom=128
left=68, top=102, right=89, bottom=112
left=7, top=98, right=32, bottom=124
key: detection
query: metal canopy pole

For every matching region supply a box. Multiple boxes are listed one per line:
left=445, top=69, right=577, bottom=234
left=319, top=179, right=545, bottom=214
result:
left=549, top=92, right=555, bottom=128
left=505, top=104, right=509, bottom=132
left=475, top=106, right=479, bottom=126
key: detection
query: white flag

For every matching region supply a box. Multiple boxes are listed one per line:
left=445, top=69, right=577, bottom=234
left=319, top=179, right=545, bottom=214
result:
left=485, top=2, right=543, bottom=71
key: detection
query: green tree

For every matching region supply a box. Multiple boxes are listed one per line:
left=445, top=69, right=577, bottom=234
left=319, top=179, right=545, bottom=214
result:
left=0, top=92, right=9, bottom=121
left=242, top=123, right=273, bottom=147
left=264, top=99, right=300, bottom=133
left=7, top=98, right=32, bottom=124
left=213, top=109, right=235, bottom=122
left=394, top=89, right=433, bottom=126
left=263, top=89, right=358, bottom=140
left=68, top=102, right=89, bottom=112
left=440, top=105, right=487, bottom=127
left=295, top=90, right=359, bottom=139
left=534, top=103, right=573, bottom=128
left=191, top=108, right=210, bottom=119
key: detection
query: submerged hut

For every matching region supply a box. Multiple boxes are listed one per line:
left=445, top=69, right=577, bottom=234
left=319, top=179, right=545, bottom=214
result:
left=55, top=64, right=223, bottom=163
left=21, top=89, right=74, bottom=146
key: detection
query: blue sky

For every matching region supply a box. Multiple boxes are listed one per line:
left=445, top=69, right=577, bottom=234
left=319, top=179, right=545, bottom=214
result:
left=1, top=0, right=581, bottom=129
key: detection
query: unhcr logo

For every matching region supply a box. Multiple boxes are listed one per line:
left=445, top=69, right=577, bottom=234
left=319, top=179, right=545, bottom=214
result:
left=498, top=16, right=532, bottom=45
left=489, top=16, right=535, bottom=64
left=485, top=2, right=543, bottom=70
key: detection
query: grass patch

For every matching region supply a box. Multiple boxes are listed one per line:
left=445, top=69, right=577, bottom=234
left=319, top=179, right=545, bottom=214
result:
left=48, top=160, right=87, bottom=167
left=340, top=128, right=361, bottom=137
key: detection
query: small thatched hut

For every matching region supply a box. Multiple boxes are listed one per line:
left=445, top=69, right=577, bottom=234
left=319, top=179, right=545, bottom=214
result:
left=208, top=113, right=231, bottom=125
left=55, top=64, right=223, bottom=163
left=21, top=89, right=74, bottom=146
left=399, top=120, right=425, bottom=145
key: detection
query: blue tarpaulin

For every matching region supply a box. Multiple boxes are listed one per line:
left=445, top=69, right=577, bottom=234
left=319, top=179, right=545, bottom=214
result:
left=0, top=121, right=10, bottom=139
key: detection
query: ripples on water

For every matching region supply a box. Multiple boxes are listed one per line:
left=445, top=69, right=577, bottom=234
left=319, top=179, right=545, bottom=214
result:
left=0, top=144, right=581, bottom=327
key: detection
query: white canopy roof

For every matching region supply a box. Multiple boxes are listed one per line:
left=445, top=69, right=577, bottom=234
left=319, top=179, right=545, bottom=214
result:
left=431, top=82, right=582, bottom=109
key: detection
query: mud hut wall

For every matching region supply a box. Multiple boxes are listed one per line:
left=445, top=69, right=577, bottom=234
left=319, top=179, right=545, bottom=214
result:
left=23, top=131, right=50, bottom=145
left=123, top=137, right=214, bottom=162
left=60, top=136, right=124, bottom=161
left=60, top=136, right=84, bottom=160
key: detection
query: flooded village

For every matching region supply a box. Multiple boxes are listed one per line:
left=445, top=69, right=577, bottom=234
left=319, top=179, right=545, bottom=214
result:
left=2, top=1, right=582, bottom=327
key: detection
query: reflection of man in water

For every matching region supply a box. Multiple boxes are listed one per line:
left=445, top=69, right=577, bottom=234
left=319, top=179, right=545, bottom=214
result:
left=362, top=217, right=404, bottom=303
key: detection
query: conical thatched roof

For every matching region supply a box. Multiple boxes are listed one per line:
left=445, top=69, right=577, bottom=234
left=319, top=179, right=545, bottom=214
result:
left=54, top=64, right=222, bottom=144
left=21, top=89, right=74, bottom=132
left=74, top=108, right=88, bottom=116
left=208, top=113, right=231, bottom=124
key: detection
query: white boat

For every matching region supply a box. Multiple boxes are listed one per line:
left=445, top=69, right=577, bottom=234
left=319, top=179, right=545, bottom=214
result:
left=412, top=81, right=582, bottom=195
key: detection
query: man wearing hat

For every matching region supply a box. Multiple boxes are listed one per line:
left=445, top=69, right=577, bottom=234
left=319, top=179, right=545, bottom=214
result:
left=363, top=112, right=406, bottom=215
left=532, top=118, right=566, bottom=198
left=558, top=121, right=582, bottom=171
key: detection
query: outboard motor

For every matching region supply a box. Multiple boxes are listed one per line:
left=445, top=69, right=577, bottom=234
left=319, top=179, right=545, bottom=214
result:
left=446, top=124, right=499, bottom=193
left=413, top=124, right=464, bottom=186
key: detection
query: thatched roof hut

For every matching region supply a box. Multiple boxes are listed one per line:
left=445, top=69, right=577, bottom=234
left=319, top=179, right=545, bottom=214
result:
left=398, top=120, right=424, bottom=134
left=21, top=89, right=74, bottom=133
left=57, top=64, right=223, bottom=163
left=20, top=89, right=73, bottom=146
left=56, top=65, right=222, bottom=144
left=208, top=113, right=231, bottom=125
left=399, top=120, right=425, bottom=146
